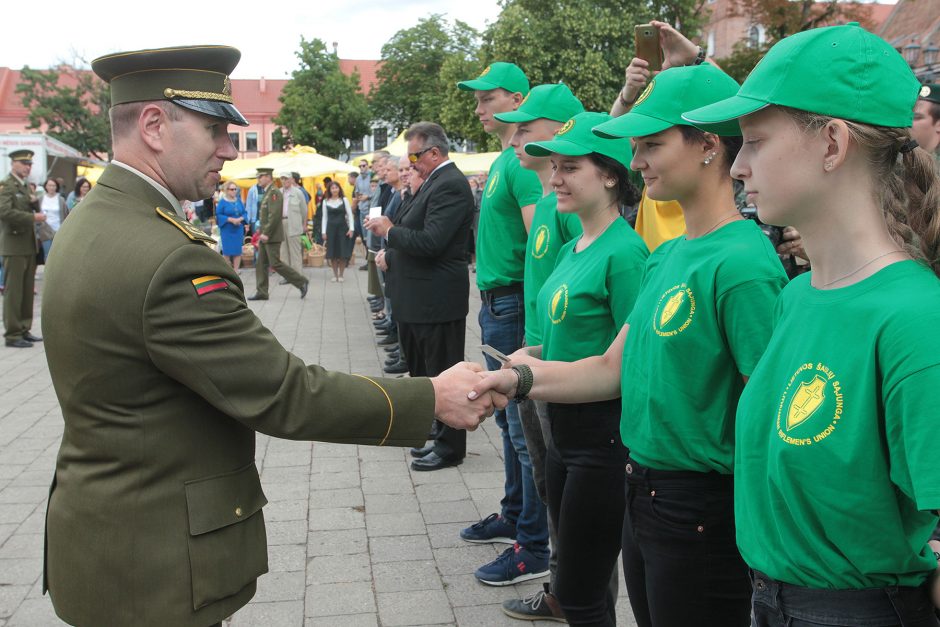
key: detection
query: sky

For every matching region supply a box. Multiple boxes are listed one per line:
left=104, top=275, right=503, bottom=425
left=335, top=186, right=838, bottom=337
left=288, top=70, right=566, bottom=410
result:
left=1, top=0, right=503, bottom=78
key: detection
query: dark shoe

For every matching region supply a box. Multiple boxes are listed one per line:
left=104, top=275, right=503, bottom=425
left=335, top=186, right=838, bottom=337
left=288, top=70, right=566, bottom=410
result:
left=375, top=327, right=392, bottom=337
left=359, top=263, right=368, bottom=271
left=383, top=360, right=409, bottom=375
left=5, top=339, right=33, bottom=348
left=377, top=334, right=399, bottom=347
left=502, top=584, right=567, bottom=622
left=374, top=320, right=393, bottom=330
left=247, top=294, right=268, bottom=301
left=370, top=303, right=383, bottom=313
left=384, top=355, right=400, bottom=367
left=368, top=295, right=382, bottom=303
left=383, top=344, right=399, bottom=353
left=410, top=444, right=434, bottom=458
left=460, top=513, right=517, bottom=544
left=411, top=451, right=462, bottom=471
left=475, top=543, right=549, bottom=586
left=300, top=281, right=309, bottom=299
left=22, top=333, right=42, bottom=342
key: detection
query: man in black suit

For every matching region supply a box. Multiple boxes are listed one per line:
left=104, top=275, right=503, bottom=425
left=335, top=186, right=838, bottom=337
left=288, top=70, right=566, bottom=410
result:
left=366, top=122, right=473, bottom=471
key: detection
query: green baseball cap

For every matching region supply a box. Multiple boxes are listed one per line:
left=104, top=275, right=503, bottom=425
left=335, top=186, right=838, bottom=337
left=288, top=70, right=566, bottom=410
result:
left=593, top=65, right=741, bottom=139
left=682, top=23, right=921, bottom=129
left=525, top=112, right=633, bottom=168
left=920, top=84, right=940, bottom=105
left=457, top=62, right=530, bottom=95
left=494, top=83, right=585, bottom=123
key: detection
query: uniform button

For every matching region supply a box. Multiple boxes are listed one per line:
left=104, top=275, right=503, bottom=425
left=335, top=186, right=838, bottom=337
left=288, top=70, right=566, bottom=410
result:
left=756, top=579, right=766, bottom=590
left=696, top=525, right=704, bottom=533
left=626, top=464, right=633, bottom=474
left=235, top=507, right=243, bottom=517
left=650, top=490, right=656, bottom=496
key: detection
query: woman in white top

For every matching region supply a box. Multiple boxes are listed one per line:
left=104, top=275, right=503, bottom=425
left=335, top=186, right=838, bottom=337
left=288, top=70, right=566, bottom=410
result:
left=320, top=181, right=355, bottom=282
left=39, top=178, right=68, bottom=262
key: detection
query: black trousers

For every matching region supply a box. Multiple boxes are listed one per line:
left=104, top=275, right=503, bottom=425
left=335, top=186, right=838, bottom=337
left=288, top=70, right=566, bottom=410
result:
left=622, top=457, right=751, bottom=627
left=397, top=318, right=466, bottom=459
left=546, top=399, right=627, bottom=627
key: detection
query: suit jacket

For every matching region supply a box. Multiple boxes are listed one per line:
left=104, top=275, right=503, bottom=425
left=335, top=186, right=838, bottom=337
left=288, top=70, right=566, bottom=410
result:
left=0, top=173, right=39, bottom=256
left=283, top=187, right=306, bottom=237
left=386, top=162, right=472, bottom=324
left=258, top=183, right=285, bottom=242
left=41, top=164, right=431, bottom=627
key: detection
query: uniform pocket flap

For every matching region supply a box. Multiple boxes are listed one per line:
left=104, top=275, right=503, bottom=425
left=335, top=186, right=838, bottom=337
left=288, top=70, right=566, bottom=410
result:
left=184, top=464, right=267, bottom=536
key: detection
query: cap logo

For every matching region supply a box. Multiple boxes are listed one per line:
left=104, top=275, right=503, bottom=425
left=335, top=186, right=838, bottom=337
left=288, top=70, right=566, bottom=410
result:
left=556, top=119, right=575, bottom=136
left=223, top=76, right=232, bottom=97
left=480, top=65, right=492, bottom=77
left=921, top=85, right=931, bottom=98
left=521, top=92, right=531, bottom=106
left=634, top=81, right=655, bottom=107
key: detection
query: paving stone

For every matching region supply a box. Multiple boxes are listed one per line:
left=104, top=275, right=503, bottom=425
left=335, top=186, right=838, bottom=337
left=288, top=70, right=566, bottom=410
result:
left=266, top=520, right=308, bottom=546
left=416, top=482, right=471, bottom=503
left=452, top=604, right=523, bottom=626
left=433, top=545, right=502, bottom=576
left=228, top=600, right=304, bottom=626
left=6, top=597, right=59, bottom=626
left=409, top=466, right=463, bottom=485
left=421, top=500, right=480, bottom=525
left=305, top=582, right=376, bottom=617
left=0, top=534, right=42, bottom=560
left=310, top=472, right=362, bottom=491
left=462, top=471, right=505, bottom=490
left=0, top=586, right=29, bottom=619
left=365, top=512, right=425, bottom=537
left=306, top=553, right=372, bottom=585
left=0, top=559, right=39, bottom=585
left=310, top=457, right=359, bottom=474
left=265, top=498, right=308, bottom=522
left=309, top=488, right=363, bottom=510
left=426, top=522, right=471, bottom=549
left=372, top=560, right=443, bottom=593
left=368, top=535, right=433, bottom=564
left=267, top=544, right=306, bottom=572
left=362, top=493, right=418, bottom=515
left=262, top=482, right=310, bottom=503
left=305, top=613, right=378, bottom=627
left=306, top=528, right=368, bottom=557
left=308, top=507, right=364, bottom=531
left=360, top=475, right=414, bottom=495
left=0, top=504, right=36, bottom=525
left=310, top=443, right=353, bottom=458
left=376, top=589, right=454, bottom=626
left=441, top=573, right=518, bottom=608
left=254, top=570, right=306, bottom=602
left=357, top=446, right=406, bottom=462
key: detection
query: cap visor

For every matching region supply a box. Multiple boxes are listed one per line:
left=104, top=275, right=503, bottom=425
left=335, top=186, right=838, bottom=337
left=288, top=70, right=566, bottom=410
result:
left=174, top=99, right=249, bottom=126
left=592, top=113, right=674, bottom=139
left=681, top=94, right=768, bottom=127
left=457, top=78, right=499, bottom=92
left=494, top=110, right=537, bottom=123
left=524, top=139, right=591, bottom=157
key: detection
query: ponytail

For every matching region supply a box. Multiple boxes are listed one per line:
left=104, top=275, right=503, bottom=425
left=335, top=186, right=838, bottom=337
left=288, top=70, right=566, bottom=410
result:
left=785, top=107, right=940, bottom=277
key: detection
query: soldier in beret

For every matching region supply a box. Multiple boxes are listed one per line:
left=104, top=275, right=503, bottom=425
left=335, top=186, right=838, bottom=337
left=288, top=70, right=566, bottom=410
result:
left=40, top=45, right=504, bottom=627
left=0, top=149, right=45, bottom=347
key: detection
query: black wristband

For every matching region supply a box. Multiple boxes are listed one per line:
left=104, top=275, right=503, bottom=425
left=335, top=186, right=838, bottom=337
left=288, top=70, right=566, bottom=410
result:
left=692, top=46, right=706, bottom=65
left=512, top=365, right=533, bottom=401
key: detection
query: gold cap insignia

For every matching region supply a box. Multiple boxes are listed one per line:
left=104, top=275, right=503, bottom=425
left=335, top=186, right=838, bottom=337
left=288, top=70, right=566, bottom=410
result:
left=223, top=76, right=232, bottom=97
left=521, top=92, right=531, bottom=106
left=556, top=119, right=575, bottom=136
left=921, top=85, right=932, bottom=98
left=635, top=81, right=655, bottom=107
left=480, top=65, right=492, bottom=77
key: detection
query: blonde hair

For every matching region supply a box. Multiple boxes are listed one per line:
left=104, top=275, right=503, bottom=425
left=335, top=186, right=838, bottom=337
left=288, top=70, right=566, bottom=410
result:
left=785, top=107, right=940, bottom=277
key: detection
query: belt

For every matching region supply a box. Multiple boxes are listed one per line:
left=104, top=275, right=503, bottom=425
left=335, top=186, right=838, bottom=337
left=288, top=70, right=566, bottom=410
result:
left=481, top=283, right=523, bottom=299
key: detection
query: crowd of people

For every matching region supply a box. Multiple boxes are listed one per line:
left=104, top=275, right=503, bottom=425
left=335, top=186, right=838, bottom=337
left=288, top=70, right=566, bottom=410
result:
left=2, top=18, right=940, bottom=627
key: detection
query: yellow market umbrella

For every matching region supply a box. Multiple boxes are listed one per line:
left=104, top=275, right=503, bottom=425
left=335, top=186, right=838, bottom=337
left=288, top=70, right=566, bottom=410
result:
left=452, top=152, right=501, bottom=175
left=222, top=145, right=356, bottom=184
left=353, top=131, right=407, bottom=164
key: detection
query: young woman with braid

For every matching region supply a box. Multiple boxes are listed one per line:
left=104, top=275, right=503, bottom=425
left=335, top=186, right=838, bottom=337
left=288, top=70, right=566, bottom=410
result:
left=683, top=22, right=940, bottom=627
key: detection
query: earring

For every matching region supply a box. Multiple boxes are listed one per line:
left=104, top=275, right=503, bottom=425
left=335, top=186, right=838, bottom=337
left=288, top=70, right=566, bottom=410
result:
left=703, top=152, right=717, bottom=165
left=824, top=162, right=833, bottom=171
left=605, top=181, right=615, bottom=188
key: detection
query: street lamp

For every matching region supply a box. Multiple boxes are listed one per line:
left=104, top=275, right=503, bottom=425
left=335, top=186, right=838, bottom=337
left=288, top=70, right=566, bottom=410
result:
left=924, top=43, right=939, bottom=66
left=903, top=39, right=922, bottom=65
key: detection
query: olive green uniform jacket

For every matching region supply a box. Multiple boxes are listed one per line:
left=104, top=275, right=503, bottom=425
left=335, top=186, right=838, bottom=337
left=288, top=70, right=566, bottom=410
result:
left=41, top=164, right=432, bottom=627
left=0, top=173, right=38, bottom=255
left=258, top=183, right=285, bottom=242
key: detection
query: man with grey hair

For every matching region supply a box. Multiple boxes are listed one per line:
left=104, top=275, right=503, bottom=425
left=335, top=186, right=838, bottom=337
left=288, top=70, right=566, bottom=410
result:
left=366, top=122, right=473, bottom=470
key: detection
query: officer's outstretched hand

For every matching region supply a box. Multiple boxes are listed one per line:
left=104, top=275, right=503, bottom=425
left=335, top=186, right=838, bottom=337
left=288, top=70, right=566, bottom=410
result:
left=432, top=362, right=508, bottom=431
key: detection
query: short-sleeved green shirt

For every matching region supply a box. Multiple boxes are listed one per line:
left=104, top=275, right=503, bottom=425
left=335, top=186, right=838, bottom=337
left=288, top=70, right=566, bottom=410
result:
left=538, top=218, right=648, bottom=362
left=735, top=260, right=940, bottom=589
left=524, top=193, right=583, bottom=346
left=476, top=148, right=543, bottom=291
left=620, top=219, right=787, bottom=473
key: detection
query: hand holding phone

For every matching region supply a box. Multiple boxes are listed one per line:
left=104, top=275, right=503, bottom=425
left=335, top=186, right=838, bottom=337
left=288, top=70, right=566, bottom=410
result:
left=635, top=24, right=663, bottom=73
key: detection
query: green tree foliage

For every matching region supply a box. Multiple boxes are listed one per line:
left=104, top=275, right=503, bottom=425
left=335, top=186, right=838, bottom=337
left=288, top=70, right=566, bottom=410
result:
left=274, top=38, right=372, bottom=158
left=715, top=0, right=875, bottom=82
left=438, top=56, right=499, bottom=150
left=371, top=15, right=481, bottom=136
left=16, top=65, right=112, bottom=159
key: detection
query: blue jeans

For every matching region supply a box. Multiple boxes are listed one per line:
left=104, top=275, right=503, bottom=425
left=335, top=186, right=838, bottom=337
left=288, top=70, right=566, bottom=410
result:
left=41, top=239, right=53, bottom=264
left=479, top=290, right=549, bottom=556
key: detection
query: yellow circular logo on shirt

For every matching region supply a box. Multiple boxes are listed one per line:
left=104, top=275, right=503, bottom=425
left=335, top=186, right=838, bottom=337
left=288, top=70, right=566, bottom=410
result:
left=775, top=362, right=844, bottom=447
left=532, top=225, right=550, bottom=259
left=652, top=284, right=695, bottom=337
left=549, top=284, right=569, bottom=324
left=486, top=172, right=500, bottom=198
left=634, top=81, right=655, bottom=107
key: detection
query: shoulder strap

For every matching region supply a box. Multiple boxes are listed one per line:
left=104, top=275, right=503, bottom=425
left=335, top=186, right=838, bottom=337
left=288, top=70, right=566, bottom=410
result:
left=155, top=207, right=215, bottom=245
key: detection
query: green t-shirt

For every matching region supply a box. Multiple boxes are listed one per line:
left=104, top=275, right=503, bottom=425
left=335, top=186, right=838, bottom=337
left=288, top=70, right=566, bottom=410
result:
left=735, top=260, right=940, bottom=589
left=620, top=219, right=787, bottom=473
left=476, top=148, right=543, bottom=291
left=524, top=193, right=583, bottom=346
left=538, top=218, right=648, bottom=362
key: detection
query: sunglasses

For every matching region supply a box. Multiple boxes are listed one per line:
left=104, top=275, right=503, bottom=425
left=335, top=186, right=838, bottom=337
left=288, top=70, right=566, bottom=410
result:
left=408, top=147, right=434, bottom=163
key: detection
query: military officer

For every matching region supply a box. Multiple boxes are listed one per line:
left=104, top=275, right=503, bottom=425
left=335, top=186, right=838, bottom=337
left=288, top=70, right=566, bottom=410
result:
left=248, top=166, right=308, bottom=300
left=41, top=45, right=503, bottom=627
left=911, top=83, right=940, bottom=166
left=0, top=149, right=44, bottom=347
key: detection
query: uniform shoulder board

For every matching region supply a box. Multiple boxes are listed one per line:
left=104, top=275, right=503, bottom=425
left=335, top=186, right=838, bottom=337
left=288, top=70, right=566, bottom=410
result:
left=155, top=207, right=216, bottom=245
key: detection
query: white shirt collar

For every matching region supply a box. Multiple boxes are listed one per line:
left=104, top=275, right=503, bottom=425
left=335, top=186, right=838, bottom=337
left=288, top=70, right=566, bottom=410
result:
left=430, top=159, right=453, bottom=176
left=111, top=160, right=185, bottom=218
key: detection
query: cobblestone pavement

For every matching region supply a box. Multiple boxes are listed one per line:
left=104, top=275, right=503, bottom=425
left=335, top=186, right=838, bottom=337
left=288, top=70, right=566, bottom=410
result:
left=0, top=261, right=636, bottom=626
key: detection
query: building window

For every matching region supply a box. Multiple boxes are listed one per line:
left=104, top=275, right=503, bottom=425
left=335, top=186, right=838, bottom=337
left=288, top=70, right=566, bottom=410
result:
left=707, top=31, right=716, bottom=57
left=229, top=132, right=241, bottom=151
left=748, top=25, right=765, bottom=49
left=349, top=137, right=364, bottom=152
left=372, top=127, right=389, bottom=150
left=246, top=132, right=258, bottom=152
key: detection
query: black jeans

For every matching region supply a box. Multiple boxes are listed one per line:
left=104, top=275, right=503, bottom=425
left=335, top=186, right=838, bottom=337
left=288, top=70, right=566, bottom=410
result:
left=622, top=457, right=751, bottom=627
left=546, top=399, right=627, bottom=627
left=751, top=570, right=940, bottom=627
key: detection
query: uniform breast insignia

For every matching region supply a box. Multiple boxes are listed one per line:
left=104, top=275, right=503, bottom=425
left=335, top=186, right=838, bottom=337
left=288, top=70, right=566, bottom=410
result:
left=191, top=275, right=228, bottom=296
left=155, top=207, right=216, bottom=246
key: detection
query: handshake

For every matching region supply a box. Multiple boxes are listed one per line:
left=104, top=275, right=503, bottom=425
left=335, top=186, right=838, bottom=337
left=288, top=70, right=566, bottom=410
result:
left=430, top=362, right=517, bottom=431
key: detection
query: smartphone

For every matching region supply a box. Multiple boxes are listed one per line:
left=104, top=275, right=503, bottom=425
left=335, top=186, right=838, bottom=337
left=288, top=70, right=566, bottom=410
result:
left=635, top=24, right=663, bottom=72
left=480, top=344, right=510, bottom=365
left=368, top=206, right=383, bottom=220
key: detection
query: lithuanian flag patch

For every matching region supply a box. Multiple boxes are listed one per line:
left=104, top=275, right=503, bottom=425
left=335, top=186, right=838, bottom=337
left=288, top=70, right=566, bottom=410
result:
left=191, top=275, right=228, bottom=296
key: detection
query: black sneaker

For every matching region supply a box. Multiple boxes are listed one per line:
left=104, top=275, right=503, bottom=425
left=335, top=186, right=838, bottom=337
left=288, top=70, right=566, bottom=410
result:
left=502, top=583, right=567, bottom=622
